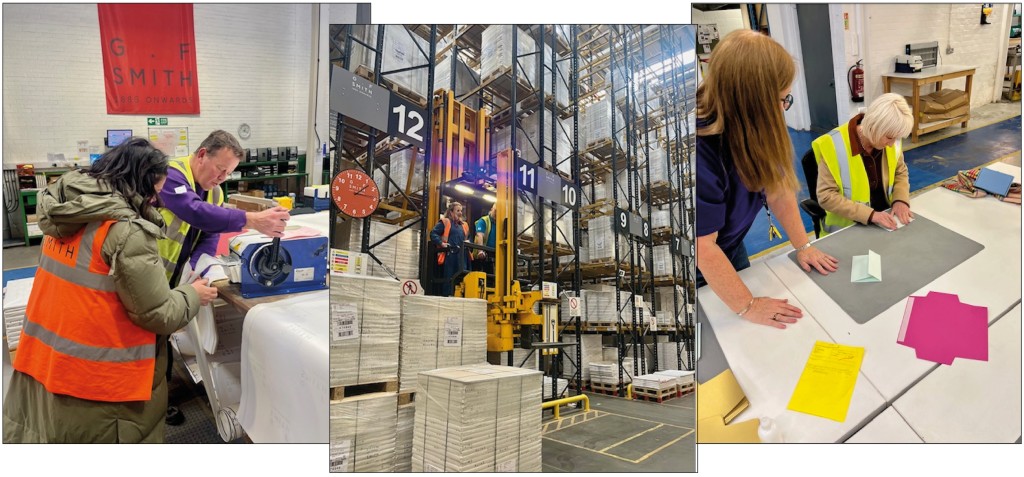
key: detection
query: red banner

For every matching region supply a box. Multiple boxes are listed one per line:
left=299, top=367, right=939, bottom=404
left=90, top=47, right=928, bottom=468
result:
left=98, top=4, right=200, bottom=114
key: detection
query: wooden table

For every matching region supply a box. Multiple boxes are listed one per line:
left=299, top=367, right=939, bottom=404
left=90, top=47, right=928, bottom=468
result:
left=213, top=280, right=324, bottom=313
left=882, top=65, right=975, bottom=143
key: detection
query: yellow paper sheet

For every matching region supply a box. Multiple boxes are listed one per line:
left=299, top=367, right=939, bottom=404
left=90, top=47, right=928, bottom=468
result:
left=696, top=369, right=748, bottom=424
left=696, top=415, right=761, bottom=443
left=786, top=341, right=865, bottom=422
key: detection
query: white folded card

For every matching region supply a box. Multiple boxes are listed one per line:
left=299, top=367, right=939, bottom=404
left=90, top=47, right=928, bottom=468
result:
left=851, top=250, right=882, bottom=283
left=874, top=213, right=911, bottom=232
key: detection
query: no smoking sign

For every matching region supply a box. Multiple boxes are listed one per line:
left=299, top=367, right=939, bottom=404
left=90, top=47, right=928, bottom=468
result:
left=568, top=296, right=582, bottom=317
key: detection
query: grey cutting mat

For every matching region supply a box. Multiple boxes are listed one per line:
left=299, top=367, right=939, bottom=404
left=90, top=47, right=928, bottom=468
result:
left=695, top=302, right=731, bottom=384
left=788, top=214, right=984, bottom=324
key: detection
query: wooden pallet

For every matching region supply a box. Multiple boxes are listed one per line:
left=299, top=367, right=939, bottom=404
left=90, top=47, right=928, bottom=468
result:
left=398, top=391, right=416, bottom=406
left=589, top=381, right=623, bottom=396
left=330, top=379, right=398, bottom=401
left=679, top=381, right=695, bottom=396
left=354, top=65, right=429, bottom=108
left=633, top=384, right=682, bottom=403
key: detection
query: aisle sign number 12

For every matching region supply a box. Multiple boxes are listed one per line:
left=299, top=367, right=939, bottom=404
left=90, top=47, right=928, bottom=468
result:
left=388, top=95, right=427, bottom=148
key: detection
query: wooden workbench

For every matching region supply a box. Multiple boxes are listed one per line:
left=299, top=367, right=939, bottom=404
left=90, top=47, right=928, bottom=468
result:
left=213, top=280, right=324, bottom=313
left=882, top=65, right=976, bottom=143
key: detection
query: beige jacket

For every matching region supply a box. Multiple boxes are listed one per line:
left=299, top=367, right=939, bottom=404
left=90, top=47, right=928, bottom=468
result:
left=815, top=115, right=911, bottom=224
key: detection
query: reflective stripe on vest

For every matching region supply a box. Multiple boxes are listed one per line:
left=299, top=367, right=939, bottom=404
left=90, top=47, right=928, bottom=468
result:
left=481, top=215, right=493, bottom=245
left=441, top=217, right=469, bottom=245
left=15, top=219, right=157, bottom=402
left=815, top=125, right=900, bottom=235
left=158, top=156, right=224, bottom=280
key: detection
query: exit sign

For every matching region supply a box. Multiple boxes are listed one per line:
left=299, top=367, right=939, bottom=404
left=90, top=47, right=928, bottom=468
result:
left=147, top=117, right=169, bottom=126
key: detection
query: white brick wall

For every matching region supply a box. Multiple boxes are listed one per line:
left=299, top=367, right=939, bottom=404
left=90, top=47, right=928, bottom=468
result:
left=861, top=3, right=1009, bottom=108
left=2, top=4, right=313, bottom=166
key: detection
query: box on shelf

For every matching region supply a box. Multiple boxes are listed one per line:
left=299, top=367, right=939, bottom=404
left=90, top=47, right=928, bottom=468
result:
left=350, top=25, right=430, bottom=99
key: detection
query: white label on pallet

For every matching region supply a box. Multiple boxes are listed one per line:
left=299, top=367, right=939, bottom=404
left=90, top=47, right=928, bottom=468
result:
left=329, top=439, right=352, bottom=472
left=332, top=304, right=359, bottom=341
left=444, top=317, right=462, bottom=347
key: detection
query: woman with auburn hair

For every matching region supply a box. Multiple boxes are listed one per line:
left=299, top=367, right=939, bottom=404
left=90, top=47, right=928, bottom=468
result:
left=695, top=30, right=838, bottom=329
left=814, top=93, right=915, bottom=233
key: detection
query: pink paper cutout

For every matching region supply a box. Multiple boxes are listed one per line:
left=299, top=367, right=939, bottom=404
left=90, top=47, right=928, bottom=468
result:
left=896, top=292, right=989, bottom=365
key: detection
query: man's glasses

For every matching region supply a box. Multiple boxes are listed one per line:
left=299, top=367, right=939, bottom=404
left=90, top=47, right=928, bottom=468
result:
left=782, top=94, right=794, bottom=111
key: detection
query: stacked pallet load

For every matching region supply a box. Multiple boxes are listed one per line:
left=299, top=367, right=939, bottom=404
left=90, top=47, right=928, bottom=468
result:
left=542, top=376, right=569, bottom=398
left=657, top=336, right=688, bottom=371
left=398, top=295, right=487, bottom=393
left=560, top=334, right=603, bottom=385
left=330, top=274, right=400, bottom=388
left=586, top=215, right=630, bottom=263
left=632, top=374, right=681, bottom=403
left=435, top=53, right=481, bottom=109
left=330, top=393, right=398, bottom=472
left=3, top=277, right=32, bottom=351
left=654, top=369, right=696, bottom=395
left=589, top=357, right=634, bottom=394
left=348, top=220, right=421, bottom=279
left=350, top=25, right=429, bottom=102
left=481, top=25, right=537, bottom=82
left=394, top=403, right=416, bottom=472
left=373, top=148, right=424, bottom=199
left=412, top=364, right=543, bottom=472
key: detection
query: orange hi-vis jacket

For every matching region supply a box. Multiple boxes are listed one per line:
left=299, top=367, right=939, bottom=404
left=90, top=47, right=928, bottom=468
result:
left=14, top=220, right=157, bottom=402
left=437, top=217, right=470, bottom=265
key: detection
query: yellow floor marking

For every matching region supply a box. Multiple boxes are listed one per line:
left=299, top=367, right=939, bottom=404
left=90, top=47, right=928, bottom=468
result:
left=629, top=429, right=695, bottom=464
left=599, top=423, right=664, bottom=452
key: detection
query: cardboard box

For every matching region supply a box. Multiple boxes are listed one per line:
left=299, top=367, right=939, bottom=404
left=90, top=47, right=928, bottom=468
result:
left=920, top=103, right=970, bottom=123
left=911, top=89, right=968, bottom=114
left=25, top=214, right=38, bottom=224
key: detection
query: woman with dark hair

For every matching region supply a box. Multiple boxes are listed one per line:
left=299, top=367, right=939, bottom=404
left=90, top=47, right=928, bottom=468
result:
left=695, top=30, right=838, bottom=329
left=2, top=137, right=218, bottom=443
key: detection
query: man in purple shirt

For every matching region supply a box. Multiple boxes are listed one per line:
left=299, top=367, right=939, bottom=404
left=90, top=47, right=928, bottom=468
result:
left=156, top=130, right=290, bottom=425
left=158, top=130, right=290, bottom=286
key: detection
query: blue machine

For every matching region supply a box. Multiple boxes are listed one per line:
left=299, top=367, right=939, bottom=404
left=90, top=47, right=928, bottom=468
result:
left=230, top=234, right=329, bottom=298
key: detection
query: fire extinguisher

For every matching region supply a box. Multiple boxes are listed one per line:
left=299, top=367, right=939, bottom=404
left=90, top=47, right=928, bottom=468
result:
left=848, top=59, right=865, bottom=103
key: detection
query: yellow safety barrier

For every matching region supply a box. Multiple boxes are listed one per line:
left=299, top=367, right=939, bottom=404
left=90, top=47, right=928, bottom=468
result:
left=626, top=383, right=633, bottom=400
left=541, top=394, right=591, bottom=420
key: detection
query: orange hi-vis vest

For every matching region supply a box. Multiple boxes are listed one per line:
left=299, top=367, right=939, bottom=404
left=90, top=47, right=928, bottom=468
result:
left=437, top=217, right=470, bottom=265
left=15, top=220, right=157, bottom=402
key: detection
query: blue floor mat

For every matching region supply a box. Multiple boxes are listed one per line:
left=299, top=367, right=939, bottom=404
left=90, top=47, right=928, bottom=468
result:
left=2, top=267, right=36, bottom=288
left=742, top=116, right=1022, bottom=256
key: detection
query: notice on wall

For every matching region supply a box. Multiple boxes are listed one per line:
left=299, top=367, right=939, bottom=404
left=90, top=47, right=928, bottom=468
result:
left=148, top=127, right=189, bottom=158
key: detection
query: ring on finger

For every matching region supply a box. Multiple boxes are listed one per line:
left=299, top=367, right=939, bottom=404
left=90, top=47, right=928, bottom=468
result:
left=772, top=313, right=779, bottom=322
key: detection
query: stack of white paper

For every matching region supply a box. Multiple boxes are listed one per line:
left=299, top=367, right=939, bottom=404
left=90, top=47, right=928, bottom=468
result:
left=586, top=215, right=629, bottom=262
left=589, top=359, right=633, bottom=386
left=331, top=275, right=400, bottom=387
left=510, top=347, right=539, bottom=370
left=480, top=25, right=537, bottom=82
left=348, top=220, right=421, bottom=279
left=398, top=295, right=487, bottom=393
left=541, top=376, right=569, bottom=398
left=351, top=26, right=429, bottom=96
left=633, top=373, right=679, bottom=392
left=559, top=291, right=588, bottom=324
left=654, top=369, right=695, bottom=388
left=394, top=403, right=416, bottom=472
left=413, top=364, right=543, bottom=472
left=2, top=277, right=33, bottom=350
left=656, top=336, right=689, bottom=371
left=330, top=392, right=398, bottom=472
left=561, top=334, right=603, bottom=382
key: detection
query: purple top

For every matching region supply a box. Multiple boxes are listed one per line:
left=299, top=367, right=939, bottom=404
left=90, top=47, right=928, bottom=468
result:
left=159, top=166, right=247, bottom=268
left=695, top=125, right=764, bottom=256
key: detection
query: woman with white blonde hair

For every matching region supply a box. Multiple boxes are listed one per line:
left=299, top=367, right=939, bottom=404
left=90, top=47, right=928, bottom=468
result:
left=814, top=93, right=915, bottom=232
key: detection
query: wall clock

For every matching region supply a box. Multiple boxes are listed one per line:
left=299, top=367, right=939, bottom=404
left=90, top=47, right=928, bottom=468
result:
left=238, top=123, right=251, bottom=140
left=332, top=168, right=380, bottom=218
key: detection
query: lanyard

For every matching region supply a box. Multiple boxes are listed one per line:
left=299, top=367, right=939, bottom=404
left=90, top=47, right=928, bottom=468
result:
left=763, top=196, right=782, bottom=241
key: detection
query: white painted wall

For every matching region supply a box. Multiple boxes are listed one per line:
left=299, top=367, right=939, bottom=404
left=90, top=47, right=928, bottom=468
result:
left=2, top=4, right=314, bottom=167
left=858, top=3, right=1012, bottom=108
left=691, top=7, right=747, bottom=40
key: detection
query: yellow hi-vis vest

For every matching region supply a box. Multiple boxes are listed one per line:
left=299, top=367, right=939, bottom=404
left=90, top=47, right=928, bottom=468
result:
left=157, top=156, right=223, bottom=282
left=812, top=125, right=900, bottom=234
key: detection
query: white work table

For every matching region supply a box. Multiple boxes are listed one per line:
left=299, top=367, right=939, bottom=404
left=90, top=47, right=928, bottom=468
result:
left=845, top=407, right=922, bottom=443
left=893, top=303, right=1021, bottom=443
left=766, top=163, right=1022, bottom=402
left=698, top=262, right=887, bottom=443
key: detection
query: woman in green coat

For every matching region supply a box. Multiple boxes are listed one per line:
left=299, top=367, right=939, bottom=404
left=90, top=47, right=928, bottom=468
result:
left=2, top=138, right=218, bottom=443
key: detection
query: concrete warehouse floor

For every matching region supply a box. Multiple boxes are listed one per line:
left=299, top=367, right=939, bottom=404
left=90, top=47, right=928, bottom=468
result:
left=542, top=391, right=696, bottom=472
